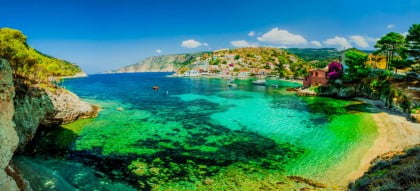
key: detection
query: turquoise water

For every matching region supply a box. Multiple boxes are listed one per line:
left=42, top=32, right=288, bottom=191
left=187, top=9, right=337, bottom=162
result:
left=15, top=73, right=378, bottom=190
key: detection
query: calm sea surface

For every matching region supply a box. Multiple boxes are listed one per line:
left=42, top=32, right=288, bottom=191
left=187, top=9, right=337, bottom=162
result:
left=14, top=73, right=378, bottom=190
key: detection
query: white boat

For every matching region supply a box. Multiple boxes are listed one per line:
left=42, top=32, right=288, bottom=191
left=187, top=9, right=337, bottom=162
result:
left=228, top=83, right=238, bottom=88
left=252, top=79, right=266, bottom=86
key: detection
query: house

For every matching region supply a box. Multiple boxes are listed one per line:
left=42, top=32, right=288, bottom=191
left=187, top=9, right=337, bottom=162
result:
left=184, top=70, right=199, bottom=77
left=303, top=69, right=328, bottom=87
left=366, top=54, right=387, bottom=69
left=238, top=70, right=250, bottom=78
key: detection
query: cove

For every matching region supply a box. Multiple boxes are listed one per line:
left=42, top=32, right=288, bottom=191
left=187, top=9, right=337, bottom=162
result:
left=14, top=73, right=378, bottom=190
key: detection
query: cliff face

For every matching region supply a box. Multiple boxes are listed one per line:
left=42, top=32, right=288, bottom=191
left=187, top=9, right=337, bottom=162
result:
left=0, top=59, right=99, bottom=190
left=108, top=54, right=192, bottom=73
left=0, top=59, right=19, bottom=191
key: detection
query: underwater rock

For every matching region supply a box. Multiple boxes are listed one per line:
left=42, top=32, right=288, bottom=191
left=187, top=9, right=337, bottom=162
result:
left=287, top=176, right=327, bottom=189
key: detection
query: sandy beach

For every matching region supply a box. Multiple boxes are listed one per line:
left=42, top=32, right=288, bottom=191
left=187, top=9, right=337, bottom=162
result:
left=345, top=105, right=420, bottom=184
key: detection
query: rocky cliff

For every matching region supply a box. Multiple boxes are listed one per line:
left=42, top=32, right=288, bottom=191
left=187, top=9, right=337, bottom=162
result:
left=0, top=59, right=20, bottom=191
left=107, top=54, right=197, bottom=73
left=0, top=59, right=99, bottom=190
left=13, top=79, right=99, bottom=151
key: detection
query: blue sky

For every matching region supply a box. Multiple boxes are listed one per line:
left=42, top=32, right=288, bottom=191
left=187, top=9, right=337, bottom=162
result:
left=1, top=0, right=419, bottom=73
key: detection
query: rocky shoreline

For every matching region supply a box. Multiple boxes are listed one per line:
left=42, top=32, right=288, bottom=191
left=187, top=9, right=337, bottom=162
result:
left=0, top=59, right=98, bottom=190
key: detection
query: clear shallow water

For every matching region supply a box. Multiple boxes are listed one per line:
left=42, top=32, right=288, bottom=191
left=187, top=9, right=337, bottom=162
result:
left=15, top=73, right=378, bottom=190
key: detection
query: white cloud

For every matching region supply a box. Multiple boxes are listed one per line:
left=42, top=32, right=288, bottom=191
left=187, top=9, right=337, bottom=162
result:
left=349, top=35, right=369, bottom=48
left=156, top=49, right=162, bottom=53
left=248, top=31, right=255, bottom=37
left=323, top=36, right=352, bottom=50
left=401, top=32, right=409, bottom=37
left=181, top=39, right=203, bottom=48
left=257, top=28, right=307, bottom=45
left=310, top=40, right=322, bottom=47
left=387, top=24, right=395, bottom=29
left=230, top=40, right=258, bottom=48
left=203, top=42, right=209, bottom=46
left=366, top=37, right=379, bottom=43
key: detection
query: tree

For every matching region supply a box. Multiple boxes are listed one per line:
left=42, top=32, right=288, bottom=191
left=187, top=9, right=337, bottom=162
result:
left=390, top=60, right=413, bottom=73
left=275, top=57, right=288, bottom=78
left=344, top=50, right=369, bottom=81
left=374, top=32, right=405, bottom=70
left=406, top=24, right=420, bottom=64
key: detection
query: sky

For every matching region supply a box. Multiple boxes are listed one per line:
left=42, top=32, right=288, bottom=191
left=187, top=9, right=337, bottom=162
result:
left=1, top=0, right=419, bottom=73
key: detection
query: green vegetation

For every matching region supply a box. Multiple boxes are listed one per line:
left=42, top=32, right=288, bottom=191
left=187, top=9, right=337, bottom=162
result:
left=344, top=50, right=369, bottom=82
left=286, top=48, right=341, bottom=61
left=406, top=24, right=420, bottom=71
left=374, top=32, right=406, bottom=70
left=0, top=28, right=81, bottom=81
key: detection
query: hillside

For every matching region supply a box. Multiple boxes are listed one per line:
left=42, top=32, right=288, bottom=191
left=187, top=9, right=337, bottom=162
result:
left=177, top=47, right=308, bottom=78
left=286, top=48, right=341, bottom=61
left=107, top=53, right=207, bottom=73
left=0, top=28, right=83, bottom=80
left=109, top=47, right=310, bottom=78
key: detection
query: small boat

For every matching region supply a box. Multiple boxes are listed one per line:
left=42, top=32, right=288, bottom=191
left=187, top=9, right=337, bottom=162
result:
left=152, top=86, right=159, bottom=90
left=228, top=83, right=238, bottom=88
left=252, top=79, right=266, bottom=86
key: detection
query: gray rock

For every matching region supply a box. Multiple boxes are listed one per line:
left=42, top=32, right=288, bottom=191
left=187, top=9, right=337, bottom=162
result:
left=0, top=59, right=20, bottom=191
left=338, top=86, right=356, bottom=98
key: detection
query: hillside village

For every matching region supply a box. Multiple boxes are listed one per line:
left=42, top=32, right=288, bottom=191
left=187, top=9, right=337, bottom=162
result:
left=173, top=47, right=393, bottom=80
left=175, top=47, right=309, bottom=78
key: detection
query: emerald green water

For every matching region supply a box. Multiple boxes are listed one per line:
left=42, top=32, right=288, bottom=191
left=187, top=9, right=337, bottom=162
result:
left=15, top=73, right=378, bottom=190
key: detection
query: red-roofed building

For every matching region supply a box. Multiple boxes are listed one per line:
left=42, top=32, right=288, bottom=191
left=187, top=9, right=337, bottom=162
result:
left=303, top=69, right=328, bottom=87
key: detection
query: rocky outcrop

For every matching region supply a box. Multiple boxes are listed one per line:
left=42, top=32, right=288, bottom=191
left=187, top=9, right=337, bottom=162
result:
left=1, top=58, right=99, bottom=189
left=60, top=72, right=88, bottom=79
left=0, top=59, right=19, bottom=191
left=349, top=146, right=420, bottom=191
left=13, top=82, right=99, bottom=150
left=42, top=88, right=99, bottom=125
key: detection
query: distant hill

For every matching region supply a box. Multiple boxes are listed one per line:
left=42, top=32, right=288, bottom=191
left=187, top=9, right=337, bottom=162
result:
left=108, top=47, right=375, bottom=77
left=285, top=48, right=341, bottom=61
left=286, top=48, right=374, bottom=61
left=108, top=47, right=307, bottom=77
left=106, top=52, right=208, bottom=73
